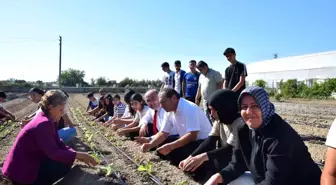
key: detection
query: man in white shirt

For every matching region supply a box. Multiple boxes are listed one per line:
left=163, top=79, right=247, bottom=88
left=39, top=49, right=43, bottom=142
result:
left=173, top=60, right=186, bottom=96
left=322, top=119, right=336, bottom=184
left=161, top=62, right=175, bottom=89
left=141, top=88, right=212, bottom=166
left=135, top=89, right=178, bottom=144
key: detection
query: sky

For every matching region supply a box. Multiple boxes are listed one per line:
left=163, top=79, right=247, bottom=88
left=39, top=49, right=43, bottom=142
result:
left=0, top=0, right=335, bottom=83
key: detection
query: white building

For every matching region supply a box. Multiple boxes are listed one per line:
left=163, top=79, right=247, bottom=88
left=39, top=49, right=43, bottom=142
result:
left=246, top=51, right=336, bottom=88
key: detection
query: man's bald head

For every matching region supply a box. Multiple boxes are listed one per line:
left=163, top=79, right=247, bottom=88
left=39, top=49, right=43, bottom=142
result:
left=144, top=89, right=160, bottom=110
left=144, top=89, right=158, bottom=98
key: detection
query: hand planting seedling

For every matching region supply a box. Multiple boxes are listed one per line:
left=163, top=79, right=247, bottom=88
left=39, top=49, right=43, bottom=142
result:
left=88, top=151, right=101, bottom=164
left=137, top=161, right=152, bottom=173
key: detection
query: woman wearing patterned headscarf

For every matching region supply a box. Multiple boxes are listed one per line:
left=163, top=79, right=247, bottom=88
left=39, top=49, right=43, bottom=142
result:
left=205, top=86, right=321, bottom=185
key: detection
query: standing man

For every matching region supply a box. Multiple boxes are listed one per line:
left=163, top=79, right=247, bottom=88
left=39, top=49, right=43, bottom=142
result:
left=161, top=62, right=175, bottom=90
left=195, top=61, right=224, bottom=120
left=182, top=60, right=200, bottom=103
left=223, top=47, right=248, bottom=95
left=173, top=60, right=186, bottom=96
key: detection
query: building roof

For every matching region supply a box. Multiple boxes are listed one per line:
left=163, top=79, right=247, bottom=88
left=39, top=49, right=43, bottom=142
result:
left=247, top=50, right=336, bottom=74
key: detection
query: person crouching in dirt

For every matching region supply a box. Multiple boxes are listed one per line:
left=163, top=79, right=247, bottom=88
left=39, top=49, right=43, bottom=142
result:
left=134, top=89, right=178, bottom=145
left=104, top=89, right=137, bottom=130
left=19, top=87, right=45, bottom=127
left=140, top=88, right=212, bottom=167
left=20, top=88, right=77, bottom=143
left=116, top=93, right=150, bottom=140
left=84, top=88, right=107, bottom=118
left=2, top=90, right=97, bottom=185
left=178, top=89, right=243, bottom=182
left=0, top=91, right=16, bottom=123
left=93, top=93, right=115, bottom=123
left=204, top=86, right=321, bottom=185
left=85, top=92, right=99, bottom=113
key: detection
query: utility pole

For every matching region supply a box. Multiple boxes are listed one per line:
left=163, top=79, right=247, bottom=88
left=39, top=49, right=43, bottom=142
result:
left=59, top=36, right=62, bottom=88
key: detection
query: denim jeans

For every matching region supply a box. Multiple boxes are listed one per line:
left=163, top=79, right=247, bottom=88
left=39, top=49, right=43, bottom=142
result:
left=58, top=127, right=77, bottom=143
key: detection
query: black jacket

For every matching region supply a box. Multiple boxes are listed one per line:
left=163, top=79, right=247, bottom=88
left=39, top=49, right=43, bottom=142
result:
left=220, top=113, right=321, bottom=185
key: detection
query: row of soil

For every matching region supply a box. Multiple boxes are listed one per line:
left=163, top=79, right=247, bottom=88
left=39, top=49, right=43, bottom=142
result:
left=0, top=98, right=38, bottom=185
left=70, top=95, right=199, bottom=185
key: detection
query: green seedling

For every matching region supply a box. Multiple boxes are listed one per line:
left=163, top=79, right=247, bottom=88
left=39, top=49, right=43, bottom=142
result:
left=99, top=163, right=117, bottom=177
left=7, top=120, right=12, bottom=123
left=115, top=141, right=121, bottom=147
left=105, top=132, right=110, bottom=137
left=89, top=121, right=95, bottom=126
left=137, top=161, right=152, bottom=173
left=88, top=134, right=93, bottom=142
left=108, top=136, right=116, bottom=142
left=88, top=151, right=101, bottom=164
left=175, top=180, right=188, bottom=185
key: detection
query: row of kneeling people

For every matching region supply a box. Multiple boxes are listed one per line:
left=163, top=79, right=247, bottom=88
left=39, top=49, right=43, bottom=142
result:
left=1, top=86, right=335, bottom=185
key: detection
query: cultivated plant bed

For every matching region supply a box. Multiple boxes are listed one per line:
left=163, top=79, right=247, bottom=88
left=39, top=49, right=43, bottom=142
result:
left=68, top=99, right=199, bottom=185
left=67, top=103, right=159, bottom=185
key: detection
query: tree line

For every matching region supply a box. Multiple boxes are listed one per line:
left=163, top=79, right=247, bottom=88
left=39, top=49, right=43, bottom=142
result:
left=0, top=68, right=162, bottom=88
left=253, top=78, right=336, bottom=100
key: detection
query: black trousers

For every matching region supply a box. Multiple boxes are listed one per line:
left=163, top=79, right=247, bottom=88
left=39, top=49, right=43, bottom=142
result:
left=128, top=123, right=154, bottom=141
left=157, top=136, right=204, bottom=166
left=30, top=158, right=71, bottom=185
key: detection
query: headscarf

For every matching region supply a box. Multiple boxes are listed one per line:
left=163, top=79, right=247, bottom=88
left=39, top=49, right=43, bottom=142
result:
left=238, top=86, right=275, bottom=129
left=207, top=89, right=240, bottom=124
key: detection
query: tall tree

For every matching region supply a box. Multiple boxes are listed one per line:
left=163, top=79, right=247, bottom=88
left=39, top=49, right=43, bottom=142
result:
left=59, top=68, right=85, bottom=86
left=96, top=77, right=108, bottom=86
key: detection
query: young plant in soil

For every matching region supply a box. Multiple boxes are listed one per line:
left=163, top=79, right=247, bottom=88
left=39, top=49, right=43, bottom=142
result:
left=98, top=163, right=117, bottom=177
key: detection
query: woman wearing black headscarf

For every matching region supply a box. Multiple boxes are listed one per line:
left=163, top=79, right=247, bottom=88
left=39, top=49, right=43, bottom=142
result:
left=205, top=86, right=321, bottom=185
left=179, top=89, right=244, bottom=180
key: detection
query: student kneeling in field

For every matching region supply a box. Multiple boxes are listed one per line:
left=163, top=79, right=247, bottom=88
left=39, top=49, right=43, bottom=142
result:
left=116, top=93, right=150, bottom=140
left=85, top=88, right=106, bottom=118
left=85, top=92, right=99, bottom=113
left=140, top=88, right=212, bottom=166
left=94, top=94, right=115, bottom=123
left=0, top=91, right=16, bottom=123
left=105, top=89, right=136, bottom=130
left=2, top=90, right=97, bottom=185
left=135, top=89, right=178, bottom=144
left=179, top=89, right=242, bottom=181
left=205, top=86, right=321, bottom=185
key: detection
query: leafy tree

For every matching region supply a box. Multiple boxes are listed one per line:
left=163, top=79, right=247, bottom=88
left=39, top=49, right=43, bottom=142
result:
left=90, top=78, right=95, bottom=86
left=253, top=79, right=267, bottom=88
left=59, top=68, right=85, bottom=86
left=96, top=77, right=107, bottom=86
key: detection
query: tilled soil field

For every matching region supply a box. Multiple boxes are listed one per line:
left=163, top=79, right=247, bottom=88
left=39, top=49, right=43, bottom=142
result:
left=0, top=93, right=335, bottom=185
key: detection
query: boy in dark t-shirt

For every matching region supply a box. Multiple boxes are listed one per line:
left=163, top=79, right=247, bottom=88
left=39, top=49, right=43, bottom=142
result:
left=223, top=48, right=248, bottom=95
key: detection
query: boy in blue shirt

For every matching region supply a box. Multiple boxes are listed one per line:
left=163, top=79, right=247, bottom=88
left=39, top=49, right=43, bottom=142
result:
left=182, top=60, right=200, bottom=103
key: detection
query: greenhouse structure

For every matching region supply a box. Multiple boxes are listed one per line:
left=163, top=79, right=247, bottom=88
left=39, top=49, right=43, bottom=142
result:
left=246, top=50, right=336, bottom=88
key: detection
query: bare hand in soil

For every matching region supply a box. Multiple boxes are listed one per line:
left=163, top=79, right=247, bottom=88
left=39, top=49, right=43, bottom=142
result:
left=141, top=143, right=153, bottom=152
left=135, top=136, right=150, bottom=144
left=182, top=153, right=207, bottom=172
left=111, top=124, right=120, bottom=131
left=76, top=152, right=98, bottom=167
left=19, top=120, right=29, bottom=128
left=204, top=173, right=223, bottom=185
left=157, top=143, right=173, bottom=156
left=139, top=125, right=148, bottom=137
left=117, top=129, right=126, bottom=136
